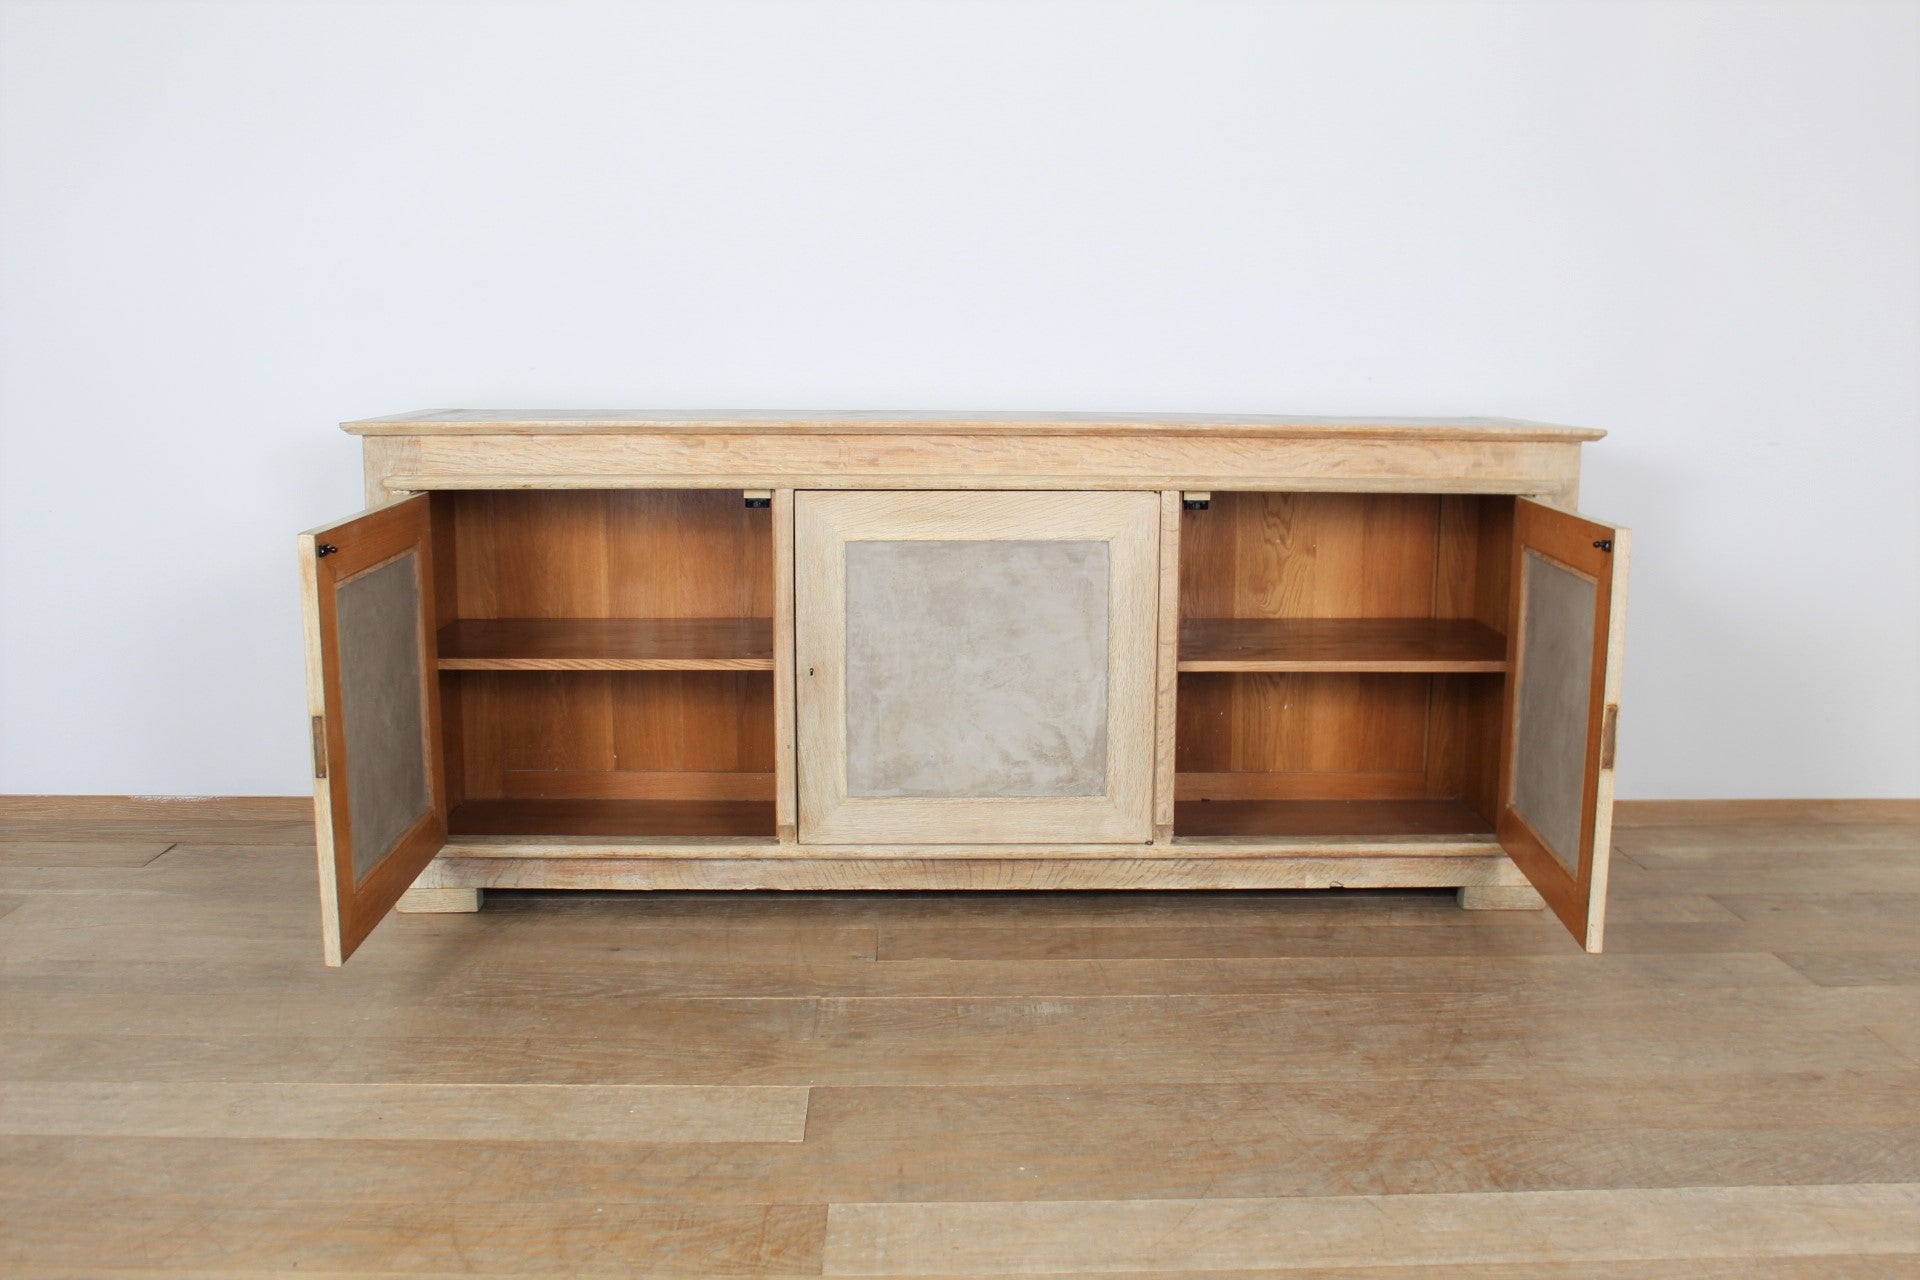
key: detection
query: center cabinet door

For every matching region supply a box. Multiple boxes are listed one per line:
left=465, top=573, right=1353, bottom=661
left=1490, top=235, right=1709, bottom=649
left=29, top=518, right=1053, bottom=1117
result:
left=795, top=491, right=1160, bottom=844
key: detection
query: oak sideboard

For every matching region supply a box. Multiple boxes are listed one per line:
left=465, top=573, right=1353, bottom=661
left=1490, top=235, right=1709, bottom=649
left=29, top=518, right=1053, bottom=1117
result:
left=299, top=411, right=1629, bottom=964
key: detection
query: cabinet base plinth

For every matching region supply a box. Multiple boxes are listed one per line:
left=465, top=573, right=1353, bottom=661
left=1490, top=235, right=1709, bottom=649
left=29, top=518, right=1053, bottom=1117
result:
left=395, top=886, right=484, bottom=914
left=413, top=852, right=1529, bottom=894
left=1457, top=884, right=1545, bottom=911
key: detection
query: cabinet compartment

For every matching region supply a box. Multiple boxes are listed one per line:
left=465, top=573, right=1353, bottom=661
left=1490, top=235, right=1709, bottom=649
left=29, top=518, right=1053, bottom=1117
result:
left=429, top=489, right=777, bottom=838
left=1175, top=492, right=1512, bottom=837
left=443, top=670, right=776, bottom=837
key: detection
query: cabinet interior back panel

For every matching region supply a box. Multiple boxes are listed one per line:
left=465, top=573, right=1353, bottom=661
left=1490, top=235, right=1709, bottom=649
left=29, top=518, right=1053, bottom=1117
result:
left=451, top=671, right=775, bottom=801
left=439, top=489, right=773, bottom=619
left=1176, top=672, right=1430, bottom=777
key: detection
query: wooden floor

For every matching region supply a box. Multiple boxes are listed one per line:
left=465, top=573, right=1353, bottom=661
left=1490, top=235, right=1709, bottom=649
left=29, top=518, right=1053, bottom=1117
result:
left=2, top=797, right=1918, bottom=1277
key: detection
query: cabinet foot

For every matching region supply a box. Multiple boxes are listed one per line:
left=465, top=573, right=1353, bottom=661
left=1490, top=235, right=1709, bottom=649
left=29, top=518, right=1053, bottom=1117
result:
left=1457, top=885, right=1544, bottom=911
left=396, top=886, right=484, bottom=914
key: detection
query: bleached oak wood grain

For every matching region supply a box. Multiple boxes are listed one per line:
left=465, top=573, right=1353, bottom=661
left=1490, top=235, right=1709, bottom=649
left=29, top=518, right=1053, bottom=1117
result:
left=345, top=408, right=1606, bottom=440
left=1152, top=491, right=1181, bottom=843
left=393, top=885, right=481, bottom=914
left=0, top=1081, right=809, bottom=1143
left=795, top=491, right=1159, bottom=845
left=415, top=852, right=1529, bottom=892
left=378, top=432, right=1586, bottom=498
left=301, top=411, right=1620, bottom=952
left=821, top=1184, right=1920, bottom=1274
left=773, top=487, right=798, bottom=843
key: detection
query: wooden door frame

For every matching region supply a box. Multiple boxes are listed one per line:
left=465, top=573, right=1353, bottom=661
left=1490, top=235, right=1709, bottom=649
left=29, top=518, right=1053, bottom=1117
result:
left=1496, top=499, right=1629, bottom=951
left=300, top=494, right=448, bottom=965
left=795, top=490, right=1160, bottom=845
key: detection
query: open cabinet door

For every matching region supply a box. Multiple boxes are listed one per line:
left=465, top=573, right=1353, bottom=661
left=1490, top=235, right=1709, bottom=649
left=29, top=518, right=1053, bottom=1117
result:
left=299, top=495, right=446, bottom=966
left=1498, top=500, right=1630, bottom=953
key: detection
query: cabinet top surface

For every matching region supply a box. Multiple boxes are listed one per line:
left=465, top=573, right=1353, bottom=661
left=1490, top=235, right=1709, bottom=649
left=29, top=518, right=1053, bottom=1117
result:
left=342, top=409, right=1604, bottom=442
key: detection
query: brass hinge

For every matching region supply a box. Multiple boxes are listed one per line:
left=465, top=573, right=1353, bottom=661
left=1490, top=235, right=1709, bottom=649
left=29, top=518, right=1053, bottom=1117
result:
left=1599, top=704, right=1619, bottom=770
left=311, top=716, right=328, bottom=779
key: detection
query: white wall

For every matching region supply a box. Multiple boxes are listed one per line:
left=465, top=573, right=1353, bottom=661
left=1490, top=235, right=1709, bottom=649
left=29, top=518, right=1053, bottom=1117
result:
left=2, top=0, right=1915, bottom=799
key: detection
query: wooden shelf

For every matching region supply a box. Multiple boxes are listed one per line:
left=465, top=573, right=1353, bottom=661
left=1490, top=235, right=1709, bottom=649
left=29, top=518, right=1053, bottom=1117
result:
left=447, top=799, right=776, bottom=838
left=1178, top=618, right=1507, bottom=673
left=1174, top=798, right=1494, bottom=838
left=437, top=618, right=773, bottom=671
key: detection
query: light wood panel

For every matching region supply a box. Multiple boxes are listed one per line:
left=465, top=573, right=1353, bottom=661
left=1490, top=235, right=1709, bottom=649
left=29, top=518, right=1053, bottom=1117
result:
left=378, top=433, right=1586, bottom=502
left=428, top=833, right=1504, bottom=861
left=0, top=841, right=172, bottom=868
left=435, top=617, right=773, bottom=670
left=1152, top=491, right=1181, bottom=843
left=0, top=796, right=308, bottom=822
left=347, top=408, right=1606, bottom=439
left=430, top=494, right=469, bottom=815
left=393, top=885, right=480, bottom=914
left=421, top=852, right=1522, bottom=891
left=795, top=491, right=1159, bottom=845
left=822, top=1184, right=1920, bottom=1274
left=0, top=1081, right=808, bottom=1143
left=1614, top=798, right=1920, bottom=826
left=772, top=488, right=798, bottom=843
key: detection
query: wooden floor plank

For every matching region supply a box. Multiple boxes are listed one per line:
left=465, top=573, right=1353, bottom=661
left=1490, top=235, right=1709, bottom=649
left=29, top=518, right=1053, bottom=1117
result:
left=821, top=1183, right=1920, bottom=1274
left=6, top=1119, right=1919, bottom=1216
left=872, top=915, right=1920, bottom=960
left=13, top=1260, right=1915, bottom=1280
left=1779, top=951, right=1920, bottom=987
left=4, top=987, right=1911, bottom=1085
left=0, top=1081, right=809, bottom=1143
left=0, top=841, right=174, bottom=868
left=1614, top=798, right=1920, bottom=825
left=0, top=817, right=313, bottom=845
left=0, top=948, right=1813, bottom=1004
left=0, top=1195, right=825, bottom=1275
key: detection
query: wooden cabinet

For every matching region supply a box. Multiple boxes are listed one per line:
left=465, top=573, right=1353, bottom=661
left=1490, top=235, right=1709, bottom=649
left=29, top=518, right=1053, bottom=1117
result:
left=300, top=412, right=1628, bottom=963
